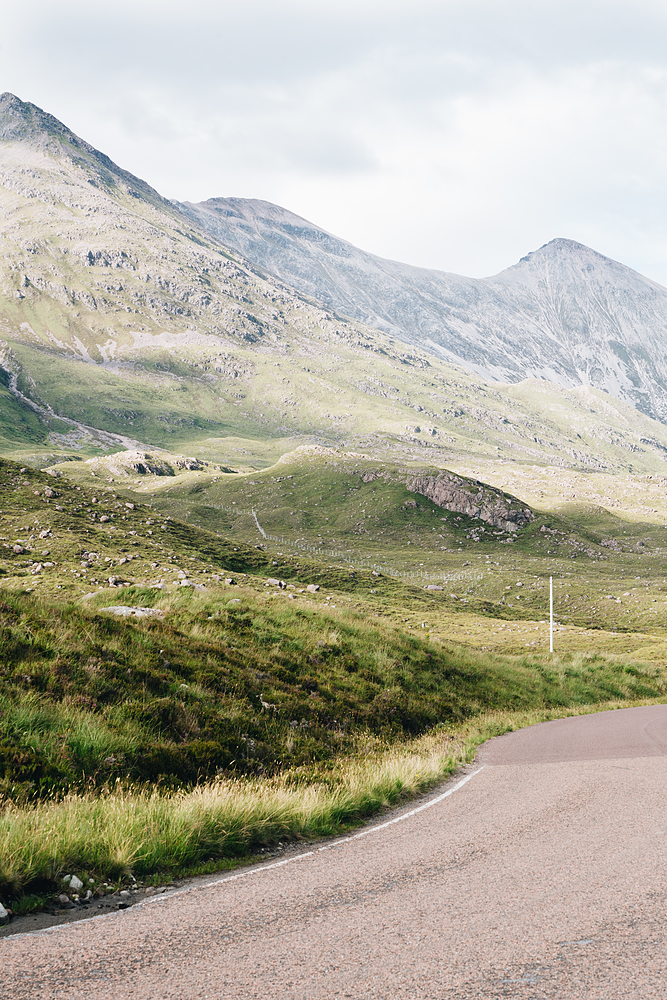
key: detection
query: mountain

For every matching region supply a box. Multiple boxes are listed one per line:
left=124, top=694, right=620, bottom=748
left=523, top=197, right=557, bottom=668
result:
left=179, top=198, right=667, bottom=423
left=0, top=93, right=406, bottom=463
left=4, top=92, right=667, bottom=482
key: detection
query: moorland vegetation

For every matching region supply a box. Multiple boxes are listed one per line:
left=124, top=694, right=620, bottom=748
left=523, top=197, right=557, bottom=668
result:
left=1, top=94, right=667, bottom=924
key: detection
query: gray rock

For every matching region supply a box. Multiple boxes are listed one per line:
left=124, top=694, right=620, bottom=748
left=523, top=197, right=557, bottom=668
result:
left=179, top=200, right=667, bottom=426
left=119, top=890, right=131, bottom=898
left=425, top=584, right=443, bottom=590
left=65, top=874, right=84, bottom=891
left=0, top=902, right=8, bottom=925
left=100, top=606, right=163, bottom=618
left=306, top=584, right=320, bottom=593
left=404, top=472, right=534, bottom=532
left=57, top=894, right=72, bottom=908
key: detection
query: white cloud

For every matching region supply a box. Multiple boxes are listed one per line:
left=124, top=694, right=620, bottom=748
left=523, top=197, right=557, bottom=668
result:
left=3, top=1, right=667, bottom=282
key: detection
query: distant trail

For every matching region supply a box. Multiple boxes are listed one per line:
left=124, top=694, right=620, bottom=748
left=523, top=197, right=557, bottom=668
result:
left=251, top=509, right=267, bottom=538
left=3, top=705, right=667, bottom=998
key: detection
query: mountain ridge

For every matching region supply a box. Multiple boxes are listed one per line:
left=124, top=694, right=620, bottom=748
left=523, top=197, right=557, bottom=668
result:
left=0, top=92, right=179, bottom=218
left=4, top=94, right=667, bottom=483
left=180, top=197, right=667, bottom=423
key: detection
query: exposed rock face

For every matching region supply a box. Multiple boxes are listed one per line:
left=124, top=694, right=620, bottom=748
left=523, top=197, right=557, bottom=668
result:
left=405, top=473, right=534, bottom=532
left=84, top=451, right=206, bottom=478
left=181, top=196, right=667, bottom=424
left=361, top=467, right=534, bottom=531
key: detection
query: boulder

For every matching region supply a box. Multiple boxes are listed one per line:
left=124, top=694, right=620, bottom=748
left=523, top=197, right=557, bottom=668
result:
left=100, top=606, right=163, bottom=618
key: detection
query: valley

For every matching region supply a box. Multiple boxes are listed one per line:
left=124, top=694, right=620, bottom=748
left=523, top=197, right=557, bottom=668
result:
left=1, top=92, right=667, bottom=924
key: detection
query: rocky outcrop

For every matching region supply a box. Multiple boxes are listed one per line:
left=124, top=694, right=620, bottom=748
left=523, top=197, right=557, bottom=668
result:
left=404, top=472, right=534, bottom=531
left=84, top=450, right=208, bottom=478
left=360, top=467, right=533, bottom=532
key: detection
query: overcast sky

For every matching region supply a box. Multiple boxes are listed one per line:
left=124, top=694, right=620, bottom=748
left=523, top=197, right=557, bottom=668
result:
left=4, top=0, right=667, bottom=282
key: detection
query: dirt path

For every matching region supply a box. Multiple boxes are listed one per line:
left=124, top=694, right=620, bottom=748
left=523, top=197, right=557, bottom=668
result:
left=3, top=704, right=667, bottom=998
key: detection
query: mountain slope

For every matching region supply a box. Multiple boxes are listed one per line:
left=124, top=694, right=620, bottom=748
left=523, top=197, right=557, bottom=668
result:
left=180, top=198, right=667, bottom=423
left=0, top=93, right=420, bottom=461
left=4, top=94, right=667, bottom=481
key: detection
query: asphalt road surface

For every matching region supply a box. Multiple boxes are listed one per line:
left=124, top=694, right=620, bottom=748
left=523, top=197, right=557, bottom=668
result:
left=3, top=704, right=667, bottom=999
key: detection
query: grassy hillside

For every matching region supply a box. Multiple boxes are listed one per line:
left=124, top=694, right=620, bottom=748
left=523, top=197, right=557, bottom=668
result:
left=1, top=453, right=667, bottom=807
left=4, top=583, right=665, bottom=805
left=1, top=454, right=667, bottom=910
left=41, top=447, right=667, bottom=638
left=0, top=373, right=49, bottom=452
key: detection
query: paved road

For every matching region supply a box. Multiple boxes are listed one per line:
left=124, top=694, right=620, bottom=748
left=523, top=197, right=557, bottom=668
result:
left=3, top=704, right=667, bottom=999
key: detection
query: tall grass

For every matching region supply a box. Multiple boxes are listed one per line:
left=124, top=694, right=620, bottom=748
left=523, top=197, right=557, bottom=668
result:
left=2, top=697, right=663, bottom=900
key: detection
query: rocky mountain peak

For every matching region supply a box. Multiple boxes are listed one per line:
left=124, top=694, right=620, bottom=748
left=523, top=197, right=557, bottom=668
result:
left=0, top=93, right=175, bottom=215
left=0, top=92, right=85, bottom=148
left=493, top=235, right=662, bottom=295
left=183, top=196, right=667, bottom=422
left=502, top=237, right=624, bottom=276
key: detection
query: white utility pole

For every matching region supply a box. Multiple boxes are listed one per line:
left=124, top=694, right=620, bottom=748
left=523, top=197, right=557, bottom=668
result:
left=549, top=576, right=554, bottom=653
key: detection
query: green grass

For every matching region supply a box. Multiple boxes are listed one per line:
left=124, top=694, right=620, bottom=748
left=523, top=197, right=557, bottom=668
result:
left=1, top=698, right=665, bottom=903
left=0, top=375, right=49, bottom=451
left=2, top=454, right=667, bottom=911
left=4, top=584, right=663, bottom=805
